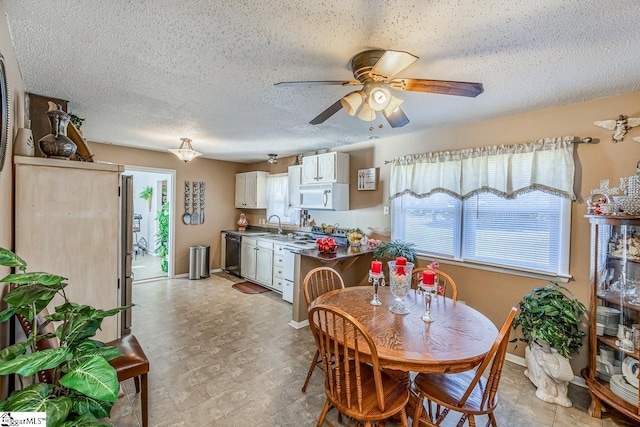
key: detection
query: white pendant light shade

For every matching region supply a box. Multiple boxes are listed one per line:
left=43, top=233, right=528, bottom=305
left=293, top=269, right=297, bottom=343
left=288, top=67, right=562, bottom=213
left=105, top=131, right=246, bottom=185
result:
left=357, top=103, right=376, bottom=122
left=168, top=138, right=202, bottom=163
left=367, top=86, right=392, bottom=111
left=340, top=91, right=365, bottom=116
left=383, top=95, right=404, bottom=116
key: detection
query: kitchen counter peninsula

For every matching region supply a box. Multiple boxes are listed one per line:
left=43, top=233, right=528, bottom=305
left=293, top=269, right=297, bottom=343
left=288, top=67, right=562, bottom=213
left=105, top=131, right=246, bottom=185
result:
left=290, top=244, right=375, bottom=327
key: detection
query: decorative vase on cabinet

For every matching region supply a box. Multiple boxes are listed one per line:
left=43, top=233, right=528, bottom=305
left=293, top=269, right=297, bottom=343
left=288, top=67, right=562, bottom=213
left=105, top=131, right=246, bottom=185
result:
left=38, top=103, right=77, bottom=159
left=583, top=214, right=640, bottom=423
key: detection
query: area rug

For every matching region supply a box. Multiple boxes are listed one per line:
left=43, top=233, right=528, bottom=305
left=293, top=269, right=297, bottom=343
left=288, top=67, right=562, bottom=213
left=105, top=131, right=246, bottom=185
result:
left=232, top=281, right=271, bottom=294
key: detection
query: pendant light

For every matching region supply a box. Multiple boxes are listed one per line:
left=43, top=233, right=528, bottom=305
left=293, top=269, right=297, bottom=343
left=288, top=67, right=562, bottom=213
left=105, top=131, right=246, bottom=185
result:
left=168, top=137, right=202, bottom=163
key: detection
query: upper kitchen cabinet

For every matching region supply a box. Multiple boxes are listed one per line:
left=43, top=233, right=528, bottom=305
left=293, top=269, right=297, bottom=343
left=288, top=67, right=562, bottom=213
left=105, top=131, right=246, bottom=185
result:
left=288, top=165, right=302, bottom=208
left=235, top=171, right=268, bottom=208
left=301, top=152, right=349, bottom=184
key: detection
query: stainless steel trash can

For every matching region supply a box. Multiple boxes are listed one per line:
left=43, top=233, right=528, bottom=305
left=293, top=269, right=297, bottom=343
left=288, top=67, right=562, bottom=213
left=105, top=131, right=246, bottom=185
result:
left=189, top=246, right=202, bottom=280
left=199, top=245, right=210, bottom=278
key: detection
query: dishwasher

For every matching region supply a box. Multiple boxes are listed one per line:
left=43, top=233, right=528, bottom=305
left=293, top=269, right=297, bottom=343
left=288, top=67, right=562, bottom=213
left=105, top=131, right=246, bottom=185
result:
left=224, top=233, right=242, bottom=277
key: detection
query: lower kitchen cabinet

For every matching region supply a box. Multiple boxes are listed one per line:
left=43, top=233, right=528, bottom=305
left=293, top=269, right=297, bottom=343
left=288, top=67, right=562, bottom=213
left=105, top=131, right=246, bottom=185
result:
left=241, top=237, right=275, bottom=289
left=272, top=244, right=286, bottom=293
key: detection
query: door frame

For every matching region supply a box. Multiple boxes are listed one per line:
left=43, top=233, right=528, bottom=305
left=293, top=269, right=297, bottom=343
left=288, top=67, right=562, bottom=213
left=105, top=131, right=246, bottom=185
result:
left=124, top=165, right=176, bottom=279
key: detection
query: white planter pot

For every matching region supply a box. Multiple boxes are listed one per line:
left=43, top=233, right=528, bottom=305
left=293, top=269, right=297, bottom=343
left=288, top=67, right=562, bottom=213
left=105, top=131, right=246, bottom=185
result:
left=524, top=341, right=574, bottom=407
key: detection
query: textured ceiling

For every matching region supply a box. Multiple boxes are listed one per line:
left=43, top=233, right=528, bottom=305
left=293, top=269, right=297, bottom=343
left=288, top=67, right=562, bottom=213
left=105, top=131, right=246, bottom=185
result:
left=4, top=0, right=640, bottom=163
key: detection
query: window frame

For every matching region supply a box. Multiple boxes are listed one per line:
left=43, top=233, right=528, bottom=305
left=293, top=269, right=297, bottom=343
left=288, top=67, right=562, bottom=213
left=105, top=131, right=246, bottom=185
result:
left=391, top=191, right=572, bottom=281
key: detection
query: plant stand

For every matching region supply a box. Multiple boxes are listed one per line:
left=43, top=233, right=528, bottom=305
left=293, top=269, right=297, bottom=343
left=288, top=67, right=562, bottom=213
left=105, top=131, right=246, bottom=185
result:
left=524, top=341, right=574, bottom=407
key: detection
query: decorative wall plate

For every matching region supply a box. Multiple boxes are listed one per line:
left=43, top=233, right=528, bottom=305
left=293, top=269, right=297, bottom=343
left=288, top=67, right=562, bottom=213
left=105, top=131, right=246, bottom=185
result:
left=0, top=53, right=9, bottom=174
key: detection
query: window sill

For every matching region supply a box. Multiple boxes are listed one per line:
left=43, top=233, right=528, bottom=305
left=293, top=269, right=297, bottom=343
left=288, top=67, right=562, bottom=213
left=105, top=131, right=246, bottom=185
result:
left=416, top=254, right=572, bottom=283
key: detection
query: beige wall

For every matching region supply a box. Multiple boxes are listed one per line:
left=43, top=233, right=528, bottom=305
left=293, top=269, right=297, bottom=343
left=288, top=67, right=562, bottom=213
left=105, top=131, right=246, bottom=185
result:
left=88, top=143, right=242, bottom=274
left=237, top=90, right=640, bottom=373
left=0, top=0, right=26, bottom=399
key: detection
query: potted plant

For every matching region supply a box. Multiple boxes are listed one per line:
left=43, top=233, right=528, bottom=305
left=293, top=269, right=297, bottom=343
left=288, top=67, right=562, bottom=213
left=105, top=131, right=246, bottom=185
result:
left=139, top=185, right=153, bottom=211
left=0, top=247, right=128, bottom=425
left=372, top=240, right=417, bottom=263
left=512, top=282, right=587, bottom=407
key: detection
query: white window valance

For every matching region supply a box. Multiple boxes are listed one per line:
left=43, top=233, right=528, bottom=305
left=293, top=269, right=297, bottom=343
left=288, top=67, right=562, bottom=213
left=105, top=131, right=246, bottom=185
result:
left=389, top=136, right=576, bottom=201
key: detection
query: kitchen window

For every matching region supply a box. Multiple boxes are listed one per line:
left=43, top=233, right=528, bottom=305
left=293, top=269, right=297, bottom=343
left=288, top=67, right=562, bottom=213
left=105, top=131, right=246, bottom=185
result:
left=389, top=136, right=576, bottom=277
left=266, top=173, right=295, bottom=224
left=391, top=190, right=571, bottom=275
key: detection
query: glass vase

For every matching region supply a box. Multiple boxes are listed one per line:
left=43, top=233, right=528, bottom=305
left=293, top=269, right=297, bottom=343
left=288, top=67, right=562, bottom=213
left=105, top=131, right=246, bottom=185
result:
left=387, top=261, right=414, bottom=314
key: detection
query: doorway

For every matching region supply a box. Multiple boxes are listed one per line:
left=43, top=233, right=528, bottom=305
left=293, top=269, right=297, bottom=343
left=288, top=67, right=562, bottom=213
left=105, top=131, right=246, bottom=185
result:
left=124, top=167, right=175, bottom=282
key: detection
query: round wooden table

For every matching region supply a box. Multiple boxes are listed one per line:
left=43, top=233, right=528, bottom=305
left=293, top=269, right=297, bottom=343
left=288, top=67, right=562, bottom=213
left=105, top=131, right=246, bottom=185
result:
left=311, top=286, right=498, bottom=374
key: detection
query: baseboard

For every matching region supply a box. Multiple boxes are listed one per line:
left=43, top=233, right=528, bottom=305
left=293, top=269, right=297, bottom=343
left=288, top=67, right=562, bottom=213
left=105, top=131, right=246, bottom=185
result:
left=289, top=319, right=309, bottom=329
left=505, top=352, right=586, bottom=388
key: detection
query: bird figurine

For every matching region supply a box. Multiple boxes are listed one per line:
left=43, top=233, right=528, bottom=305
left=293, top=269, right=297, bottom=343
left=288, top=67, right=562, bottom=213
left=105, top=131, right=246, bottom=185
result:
left=593, top=115, right=640, bottom=143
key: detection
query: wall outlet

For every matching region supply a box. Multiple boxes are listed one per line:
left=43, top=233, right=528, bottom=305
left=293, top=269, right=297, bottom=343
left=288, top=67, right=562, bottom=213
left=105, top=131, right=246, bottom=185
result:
left=383, top=206, right=389, bottom=215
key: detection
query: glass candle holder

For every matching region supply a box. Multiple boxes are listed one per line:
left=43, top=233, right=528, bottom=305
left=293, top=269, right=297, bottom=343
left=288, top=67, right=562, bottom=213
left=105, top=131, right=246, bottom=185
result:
left=387, top=260, right=414, bottom=314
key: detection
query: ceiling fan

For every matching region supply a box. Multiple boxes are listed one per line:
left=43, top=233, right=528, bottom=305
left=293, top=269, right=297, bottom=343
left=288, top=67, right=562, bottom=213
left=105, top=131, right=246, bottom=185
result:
left=275, top=49, right=484, bottom=128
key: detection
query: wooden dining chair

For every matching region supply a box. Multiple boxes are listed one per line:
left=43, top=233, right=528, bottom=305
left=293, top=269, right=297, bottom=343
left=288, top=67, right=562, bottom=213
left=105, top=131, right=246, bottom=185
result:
left=412, top=267, right=458, bottom=301
left=301, top=266, right=345, bottom=393
left=309, top=304, right=410, bottom=427
left=16, top=311, right=150, bottom=427
left=411, top=307, right=517, bottom=427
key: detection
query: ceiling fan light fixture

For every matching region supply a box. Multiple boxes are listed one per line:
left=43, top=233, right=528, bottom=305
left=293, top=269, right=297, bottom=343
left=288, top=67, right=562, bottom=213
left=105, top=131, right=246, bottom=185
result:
left=383, top=95, right=404, bottom=115
left=367, top=86, right=391, bottom=111
left=168, top=137, right=202, bottom=163
left=357, top=103, right=376, bottom=122
left=267, top=153, right=278, bottom=164
left=340, top=91, right=365, bottom=116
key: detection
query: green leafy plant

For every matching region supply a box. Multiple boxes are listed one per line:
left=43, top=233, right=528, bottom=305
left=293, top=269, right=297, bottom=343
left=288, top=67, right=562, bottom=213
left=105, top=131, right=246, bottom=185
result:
left=155, top=202, right=169, bottom=273
left=372, top=240, right=417, bottom=263
left=139, top=185, right=153, bottom=211
left=0, top=247, right=129, bottom=426
left=511, top=283, right=587, bottom=359
left=68, top=113, right=85, bottom=130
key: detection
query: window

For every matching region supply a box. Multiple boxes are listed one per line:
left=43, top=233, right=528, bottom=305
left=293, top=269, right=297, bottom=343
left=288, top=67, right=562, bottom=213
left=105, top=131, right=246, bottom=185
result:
left=392, top=190, right=571, bottom=275
left=266, top=174, right=295, bottom=224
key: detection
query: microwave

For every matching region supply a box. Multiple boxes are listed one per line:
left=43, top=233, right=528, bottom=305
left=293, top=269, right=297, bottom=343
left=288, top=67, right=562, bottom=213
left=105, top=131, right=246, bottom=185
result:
left=299, top=183, right=349, bottom=211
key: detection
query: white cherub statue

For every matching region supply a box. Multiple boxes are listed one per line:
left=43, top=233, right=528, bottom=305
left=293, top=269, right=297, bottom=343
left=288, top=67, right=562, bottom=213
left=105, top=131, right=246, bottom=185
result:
left=524, top=342, right=574, bottom=407
left=594, top=115, right=640, bottom=143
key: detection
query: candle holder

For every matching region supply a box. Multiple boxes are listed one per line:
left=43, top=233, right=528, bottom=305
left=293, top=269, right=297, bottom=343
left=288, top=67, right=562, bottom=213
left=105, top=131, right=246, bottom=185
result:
left=420, top=280, right=437, bottom=323
left=368, top=270, right=385, bottom=306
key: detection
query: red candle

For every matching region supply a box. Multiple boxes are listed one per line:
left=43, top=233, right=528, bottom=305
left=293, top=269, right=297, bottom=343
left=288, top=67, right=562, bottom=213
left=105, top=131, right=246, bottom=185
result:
left=371, top=260, right=382, bottom=274
left=396, top=257, right=406, bottom=275
left=423, top=270, right=435, bottom=285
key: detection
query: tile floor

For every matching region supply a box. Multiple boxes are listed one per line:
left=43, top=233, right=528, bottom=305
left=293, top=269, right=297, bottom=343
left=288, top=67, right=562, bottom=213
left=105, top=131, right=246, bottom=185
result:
left=109, top=273, right=636, bottom=426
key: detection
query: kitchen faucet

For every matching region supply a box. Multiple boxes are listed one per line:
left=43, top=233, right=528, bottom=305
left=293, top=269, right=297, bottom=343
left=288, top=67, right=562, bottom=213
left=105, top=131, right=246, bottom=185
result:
left=268, top=215, right=282, bottom=234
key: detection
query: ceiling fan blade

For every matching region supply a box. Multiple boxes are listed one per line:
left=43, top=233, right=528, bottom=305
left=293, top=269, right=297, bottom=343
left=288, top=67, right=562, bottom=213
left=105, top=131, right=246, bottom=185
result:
left=310, top=100, right=343, bottom=125
left=274, top=80, right=360, bottom=87
left=390, top=78, right=484, bottom=97
left=383, top=106, right=410, bottom=128
left=369, top=50, right=418, bottom=81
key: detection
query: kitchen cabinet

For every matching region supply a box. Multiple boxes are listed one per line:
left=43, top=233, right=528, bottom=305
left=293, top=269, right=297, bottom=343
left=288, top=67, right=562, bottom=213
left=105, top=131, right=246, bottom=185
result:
left=301, top=152, right=349, bottom=184
left=583, top=215, right=640, bottom=423
left=272, top=243, right=286, bottom=293
left=235, top=171, right=268, bottom=208
left=241, top=237, right=257, bottom=280
left=14, top=156, right=124, bottom=342
left=241, top=237, right=274, bottom=289
left=288, top=165, right=302, bottom=208
left=255, top=240, right=274, bottom=287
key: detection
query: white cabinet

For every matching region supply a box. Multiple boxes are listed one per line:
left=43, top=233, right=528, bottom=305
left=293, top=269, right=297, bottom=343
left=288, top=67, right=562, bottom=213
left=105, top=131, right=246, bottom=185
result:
left=302, top=152, right=349, bottom=184
left=272, top=244, right=286, bottom=293
left=241, top=237, right=257, bottom=279
left=255, top=240, right=274, bottom=287
left=241, top=237, right=274, bottom=289
left=288, top=165, right=302, bottom=208
left=235, top=171, right=268, bottom=208
left=14, top=156, right=123, bottom=342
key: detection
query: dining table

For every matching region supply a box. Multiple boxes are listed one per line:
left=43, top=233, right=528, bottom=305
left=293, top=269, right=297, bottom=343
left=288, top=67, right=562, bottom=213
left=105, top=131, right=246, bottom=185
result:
left=310, top=285, right=499, bottom=375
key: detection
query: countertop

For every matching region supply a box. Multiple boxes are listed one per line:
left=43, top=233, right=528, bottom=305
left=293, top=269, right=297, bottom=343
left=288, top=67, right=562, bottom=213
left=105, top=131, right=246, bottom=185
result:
left=292, top=245, right=375, bottom=262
